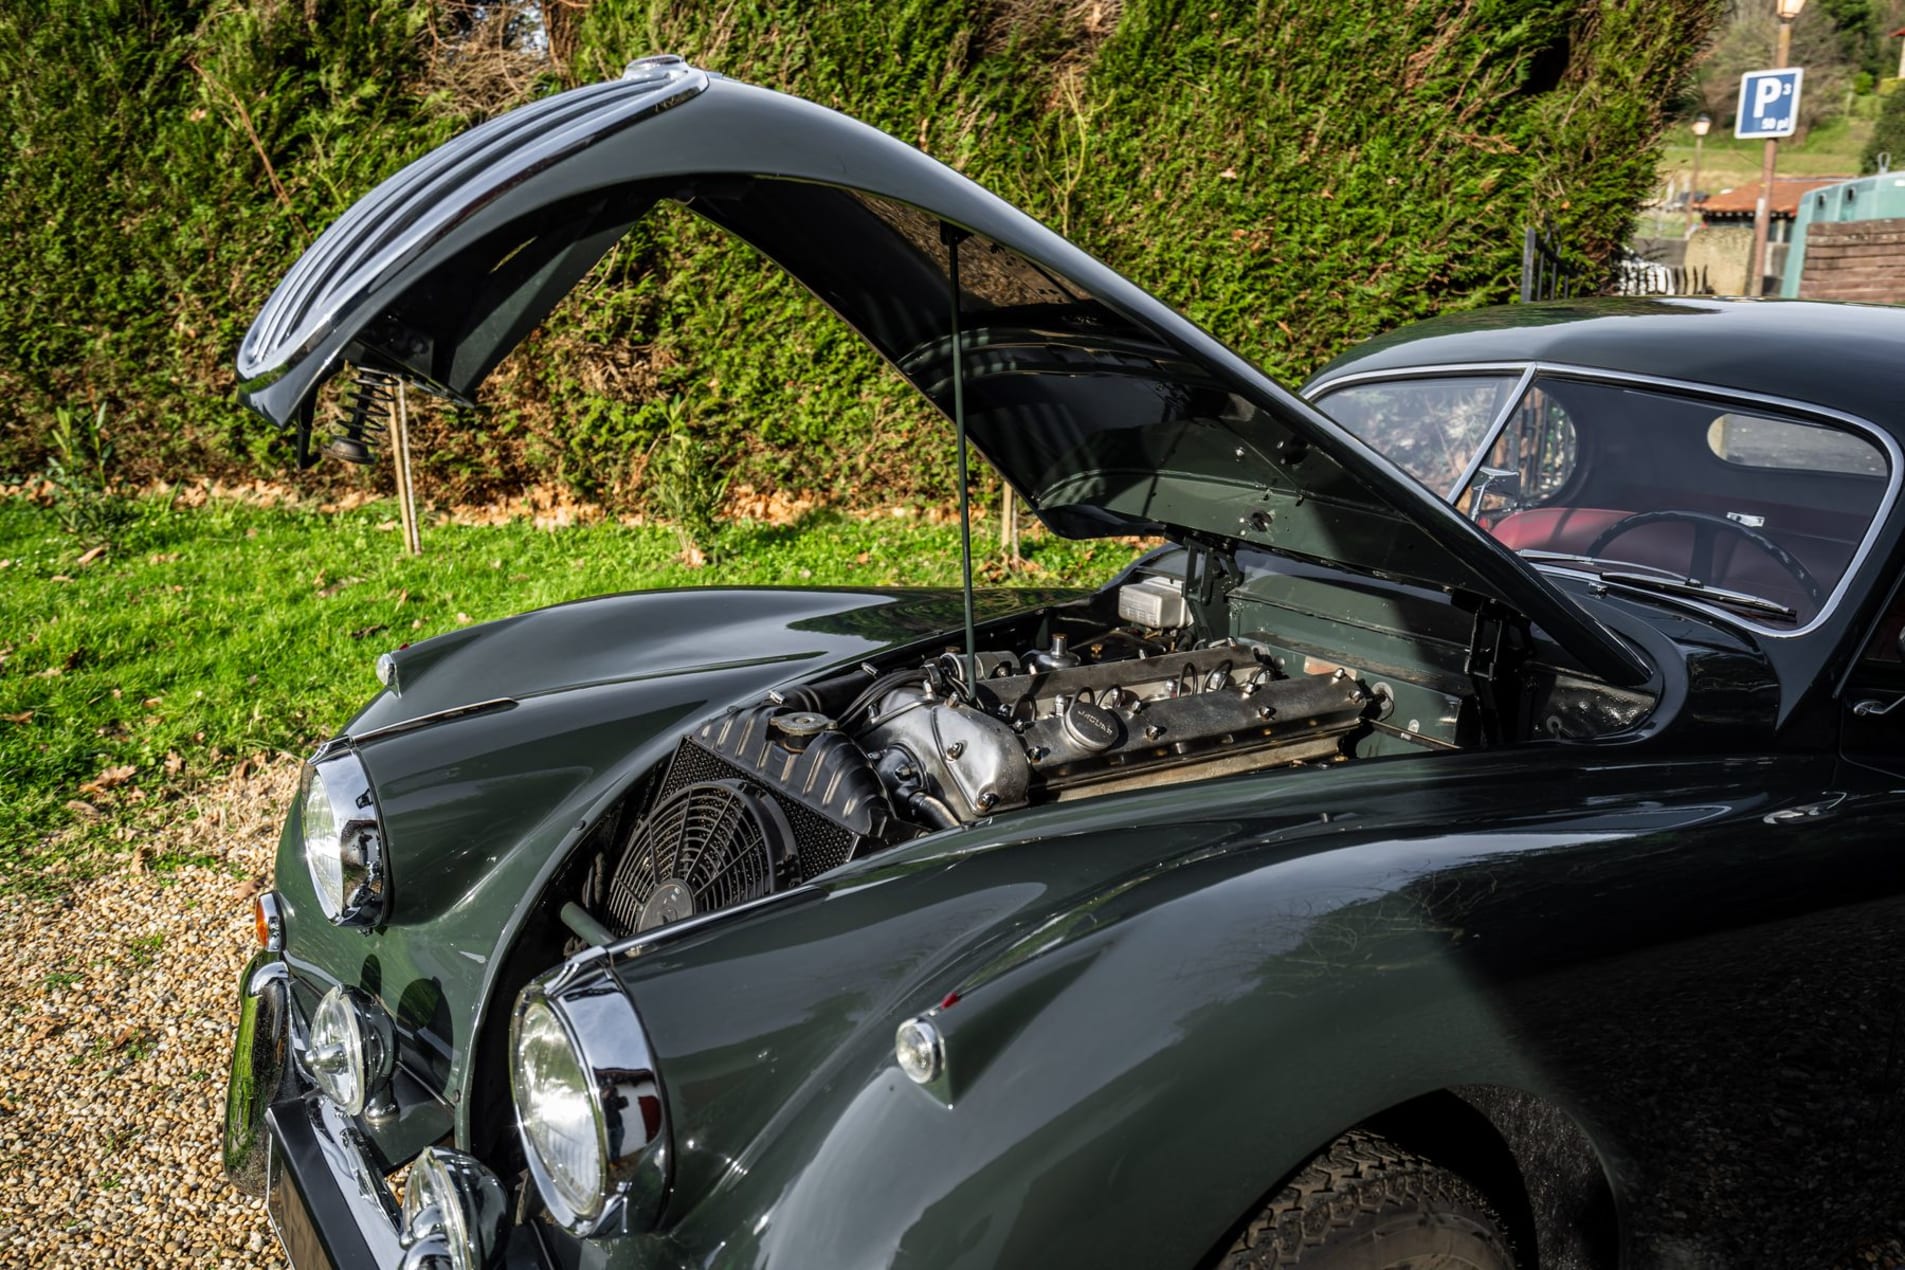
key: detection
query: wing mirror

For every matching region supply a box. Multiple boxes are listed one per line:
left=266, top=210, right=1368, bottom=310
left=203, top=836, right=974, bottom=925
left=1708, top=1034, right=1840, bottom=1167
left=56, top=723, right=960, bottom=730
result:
left=1469, top=466, right=1522, bottom=514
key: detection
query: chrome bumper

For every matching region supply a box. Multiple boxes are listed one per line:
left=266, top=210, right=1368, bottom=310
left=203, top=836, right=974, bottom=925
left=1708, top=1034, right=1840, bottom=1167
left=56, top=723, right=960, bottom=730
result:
left=267, top=1097, right=409, bottom=1267
left=224, top=950, right=408, bottom=1264
left=224, top=951, right=553, bottom=1269
left=224, top=951, right=299, bottom=1195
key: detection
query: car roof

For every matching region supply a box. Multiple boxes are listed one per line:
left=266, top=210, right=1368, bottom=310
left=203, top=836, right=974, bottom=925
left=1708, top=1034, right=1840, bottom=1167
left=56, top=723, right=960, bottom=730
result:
left=1307, top=298, right=1905, bottom=431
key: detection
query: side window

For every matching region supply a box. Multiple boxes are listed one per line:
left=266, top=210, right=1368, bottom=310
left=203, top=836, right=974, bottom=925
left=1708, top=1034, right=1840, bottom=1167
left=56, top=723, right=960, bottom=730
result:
left=1464, top=385, right=1578, bottom=519
left=1315, top=374, right=1516, bottom=494
left=1708, top=412, right=1887, bottom=477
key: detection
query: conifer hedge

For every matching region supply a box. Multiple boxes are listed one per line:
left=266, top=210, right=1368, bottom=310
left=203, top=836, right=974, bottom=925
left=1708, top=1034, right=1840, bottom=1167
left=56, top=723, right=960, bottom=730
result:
left=0, top=0, right=1720, bottom=508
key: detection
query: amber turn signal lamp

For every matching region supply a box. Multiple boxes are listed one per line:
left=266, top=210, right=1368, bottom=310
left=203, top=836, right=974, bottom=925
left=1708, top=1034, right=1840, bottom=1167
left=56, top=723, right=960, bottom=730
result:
left=253, top=891, right=285, bottom=952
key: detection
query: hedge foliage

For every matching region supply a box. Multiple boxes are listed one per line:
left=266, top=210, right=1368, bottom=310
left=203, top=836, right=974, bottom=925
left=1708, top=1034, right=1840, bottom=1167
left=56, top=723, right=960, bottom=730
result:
left=0, top=0, right=1721, bottom=510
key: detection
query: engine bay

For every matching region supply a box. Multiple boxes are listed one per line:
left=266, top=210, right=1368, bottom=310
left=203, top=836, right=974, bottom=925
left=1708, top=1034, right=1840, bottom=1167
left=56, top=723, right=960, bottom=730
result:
left=582, top=571, right=1403, bottom=940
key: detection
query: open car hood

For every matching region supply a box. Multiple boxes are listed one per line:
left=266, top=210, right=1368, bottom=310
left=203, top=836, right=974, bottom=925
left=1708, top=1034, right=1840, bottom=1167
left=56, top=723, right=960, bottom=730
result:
left=235, top=58, right=1648, bottom=687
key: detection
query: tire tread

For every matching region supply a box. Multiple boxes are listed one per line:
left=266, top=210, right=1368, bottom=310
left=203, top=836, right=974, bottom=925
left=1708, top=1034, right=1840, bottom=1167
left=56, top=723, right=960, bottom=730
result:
left=1220, top=1129, right=1513, bottom=1269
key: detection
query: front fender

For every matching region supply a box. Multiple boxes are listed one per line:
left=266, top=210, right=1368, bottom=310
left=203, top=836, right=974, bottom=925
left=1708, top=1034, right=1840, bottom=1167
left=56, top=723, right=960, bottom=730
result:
left=273, top=585, right=1072, bottom=1127
left=635, top=746, right=1857, bottom=1270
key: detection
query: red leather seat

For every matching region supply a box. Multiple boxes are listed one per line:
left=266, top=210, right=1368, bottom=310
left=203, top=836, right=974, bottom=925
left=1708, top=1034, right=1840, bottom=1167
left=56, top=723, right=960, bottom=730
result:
left=1487, top=508, right=1630, bottom=554
left=1489, top=506, right=1843, bottom=621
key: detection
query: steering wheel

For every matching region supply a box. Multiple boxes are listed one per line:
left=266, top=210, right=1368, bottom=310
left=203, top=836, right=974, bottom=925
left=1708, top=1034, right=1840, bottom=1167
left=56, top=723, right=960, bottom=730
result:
left=1583, top=509, right=1824, bottom=613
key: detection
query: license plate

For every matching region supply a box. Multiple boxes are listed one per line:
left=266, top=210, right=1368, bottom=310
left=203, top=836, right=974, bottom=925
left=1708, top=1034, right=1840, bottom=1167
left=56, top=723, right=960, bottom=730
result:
left=266, top=1136, right=338, bottom=1270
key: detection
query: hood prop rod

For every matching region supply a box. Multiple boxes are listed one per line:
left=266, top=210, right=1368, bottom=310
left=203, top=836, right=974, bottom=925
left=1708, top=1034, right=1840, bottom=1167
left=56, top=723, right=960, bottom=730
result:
left=943, top=222, right=980, bottom=699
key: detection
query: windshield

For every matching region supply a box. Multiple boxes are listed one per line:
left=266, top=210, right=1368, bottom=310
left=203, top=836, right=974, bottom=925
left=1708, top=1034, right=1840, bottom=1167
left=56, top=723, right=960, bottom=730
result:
left=1316, top=372, right=1892, bottom=630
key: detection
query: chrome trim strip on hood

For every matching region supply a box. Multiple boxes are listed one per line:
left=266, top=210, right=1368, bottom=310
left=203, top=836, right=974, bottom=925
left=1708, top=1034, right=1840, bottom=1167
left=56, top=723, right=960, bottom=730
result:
left=238, top=63, right=708, bottom=384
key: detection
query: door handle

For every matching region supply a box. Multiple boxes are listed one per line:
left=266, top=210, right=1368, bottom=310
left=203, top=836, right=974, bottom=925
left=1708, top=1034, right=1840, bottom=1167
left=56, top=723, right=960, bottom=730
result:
left=1763, top=792, right=1848, bottom=824
left=1853, top=697, right=1905, bottom=718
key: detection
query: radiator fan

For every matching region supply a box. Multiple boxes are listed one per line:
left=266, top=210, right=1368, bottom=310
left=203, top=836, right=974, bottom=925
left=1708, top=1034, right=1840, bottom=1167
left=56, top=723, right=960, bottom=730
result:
left=605, top=780, right=792, bottom=935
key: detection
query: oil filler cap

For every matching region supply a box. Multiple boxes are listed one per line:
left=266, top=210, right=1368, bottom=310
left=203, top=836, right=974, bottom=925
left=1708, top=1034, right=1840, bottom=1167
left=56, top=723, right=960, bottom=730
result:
left=1061, top=700, right=1122, bottom=753
left=771, top=711, right=834, bottom=753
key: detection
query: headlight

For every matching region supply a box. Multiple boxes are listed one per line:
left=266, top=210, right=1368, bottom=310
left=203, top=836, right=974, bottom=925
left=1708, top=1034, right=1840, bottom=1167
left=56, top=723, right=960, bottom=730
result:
left=299, top=746, right=388, bottom=926
left=307, top=984, right=396, bottom=1117
left=510, top=968, right=670, bottom=1235
left=512, top=999, right=602, bottom=1216
left=399, top=1146, right=508, bottom=1270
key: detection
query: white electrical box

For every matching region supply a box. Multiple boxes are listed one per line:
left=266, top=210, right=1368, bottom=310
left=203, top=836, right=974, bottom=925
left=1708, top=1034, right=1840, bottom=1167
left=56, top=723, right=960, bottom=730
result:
left=1117, top=576, right=1190, bottom=628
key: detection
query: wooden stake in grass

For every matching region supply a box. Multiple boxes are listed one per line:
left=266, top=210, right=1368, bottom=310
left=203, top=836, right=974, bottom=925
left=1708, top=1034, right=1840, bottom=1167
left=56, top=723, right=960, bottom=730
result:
left=1001, top=484, right=1021, bottom=564
left=390, top=381, right=422, bottom=556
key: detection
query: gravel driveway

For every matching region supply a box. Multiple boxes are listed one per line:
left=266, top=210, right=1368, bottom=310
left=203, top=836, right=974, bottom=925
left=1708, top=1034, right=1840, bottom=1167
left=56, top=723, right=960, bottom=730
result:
left=0, top=762, right=293, bottom=1267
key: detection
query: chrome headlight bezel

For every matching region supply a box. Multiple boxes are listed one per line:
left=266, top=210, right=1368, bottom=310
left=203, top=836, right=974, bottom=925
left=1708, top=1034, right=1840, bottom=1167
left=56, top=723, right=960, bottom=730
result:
left=509, top=960, right=671, bottom=1237
left=299, top=745, right=388, bottom=927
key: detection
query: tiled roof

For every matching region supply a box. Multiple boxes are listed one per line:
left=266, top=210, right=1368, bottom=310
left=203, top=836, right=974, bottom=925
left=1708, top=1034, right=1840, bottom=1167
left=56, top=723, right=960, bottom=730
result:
left=1699, top=175, right=1855, bottom=219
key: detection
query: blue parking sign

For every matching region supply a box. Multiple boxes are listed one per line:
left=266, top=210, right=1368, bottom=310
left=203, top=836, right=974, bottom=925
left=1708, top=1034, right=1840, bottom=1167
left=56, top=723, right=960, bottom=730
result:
left=1736, top=68, right=1804, bottom=139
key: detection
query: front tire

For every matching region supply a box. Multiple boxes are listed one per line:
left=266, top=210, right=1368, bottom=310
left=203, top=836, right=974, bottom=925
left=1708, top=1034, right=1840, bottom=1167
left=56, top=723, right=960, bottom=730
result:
left=1217, top=1129, right=1516, bottom=1270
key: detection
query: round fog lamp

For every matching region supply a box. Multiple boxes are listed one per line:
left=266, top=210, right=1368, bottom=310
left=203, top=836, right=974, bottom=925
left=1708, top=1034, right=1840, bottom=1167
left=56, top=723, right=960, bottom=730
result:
left=307, top=984, right=396, bottom=1117
left=895, top=1015, right=943, bottom=1084
left=400, top=1147, right=507, bottom=1270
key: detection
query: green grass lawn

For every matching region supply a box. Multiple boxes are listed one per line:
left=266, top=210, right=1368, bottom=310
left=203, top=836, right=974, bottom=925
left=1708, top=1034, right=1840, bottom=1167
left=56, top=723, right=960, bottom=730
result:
left=0, top=494, right=1137, bottom=892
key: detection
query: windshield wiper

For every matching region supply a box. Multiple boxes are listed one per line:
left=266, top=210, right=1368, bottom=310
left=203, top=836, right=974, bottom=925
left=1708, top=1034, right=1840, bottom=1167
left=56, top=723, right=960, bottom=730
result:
left=1517, top=550, right=1682, bottom=579
left=1520, top=551, right=1798, bottom=621
left=1594, top=572, right=1797, bottom=620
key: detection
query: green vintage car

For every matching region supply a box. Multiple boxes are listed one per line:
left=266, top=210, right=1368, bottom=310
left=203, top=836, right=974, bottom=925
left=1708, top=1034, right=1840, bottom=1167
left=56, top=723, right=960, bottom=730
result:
left=225, top=57, right=1905, bottom=1270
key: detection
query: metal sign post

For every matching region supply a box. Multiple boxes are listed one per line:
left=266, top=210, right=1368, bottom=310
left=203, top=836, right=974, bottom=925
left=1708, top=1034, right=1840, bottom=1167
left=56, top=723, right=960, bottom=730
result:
left=1739, top=11, right=1806, bottom=296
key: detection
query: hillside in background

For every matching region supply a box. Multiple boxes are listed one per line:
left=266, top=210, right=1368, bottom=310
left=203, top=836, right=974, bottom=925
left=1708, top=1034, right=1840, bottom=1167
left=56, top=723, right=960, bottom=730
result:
left=0, top=0, right=1722, bottom=512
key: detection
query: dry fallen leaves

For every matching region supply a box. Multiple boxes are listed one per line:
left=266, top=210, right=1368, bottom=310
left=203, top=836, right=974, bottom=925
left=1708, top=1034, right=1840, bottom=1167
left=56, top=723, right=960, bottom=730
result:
left=79, top=764, right=138, bottom=797
left=75, top=545, right=108, bottom=567
left=2, top=710, right=31, bottom=725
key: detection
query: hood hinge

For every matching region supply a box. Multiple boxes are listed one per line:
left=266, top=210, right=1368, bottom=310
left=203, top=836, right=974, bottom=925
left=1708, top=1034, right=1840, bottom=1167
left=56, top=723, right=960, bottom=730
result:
left=1464, top=599, right=1529, bottom=745
left=1184, top=536, right=1242, bottom=644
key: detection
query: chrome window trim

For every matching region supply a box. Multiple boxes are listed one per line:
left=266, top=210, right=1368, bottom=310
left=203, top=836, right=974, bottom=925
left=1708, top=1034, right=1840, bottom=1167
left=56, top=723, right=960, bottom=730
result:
left=1307, top=363, right=1536, bottom=503
left=1306, top=360, right=1903, bottom=640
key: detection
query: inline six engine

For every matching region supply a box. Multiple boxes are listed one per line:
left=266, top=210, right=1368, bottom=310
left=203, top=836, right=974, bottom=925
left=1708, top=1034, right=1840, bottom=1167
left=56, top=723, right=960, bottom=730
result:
left=592, top=598, right=1380, bottom=939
